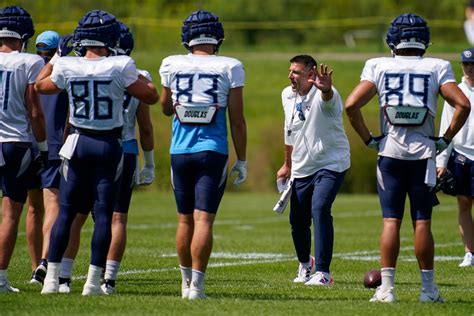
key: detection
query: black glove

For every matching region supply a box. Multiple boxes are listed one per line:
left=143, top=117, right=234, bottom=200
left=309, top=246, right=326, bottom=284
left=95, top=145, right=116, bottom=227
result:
left=58, top=34, right=74, bottom=57
left=33, top=151, right=49, bottom=175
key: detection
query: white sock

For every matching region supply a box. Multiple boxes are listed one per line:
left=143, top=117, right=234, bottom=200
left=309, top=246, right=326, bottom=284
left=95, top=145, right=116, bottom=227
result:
left=59, top=258, right=74, bottom=279
left=104, top=260, right=120, bottom=281
left=381, top=267, right=395, bottom=291
left=180, top=265, right=192, bottom=288
left=420, top=269, right=434, bottom=292
left=85, top=264, right=103, bottom=287
left=44, top=262, right=60, bottom=282
left=191, top=269, right=205, bottom=291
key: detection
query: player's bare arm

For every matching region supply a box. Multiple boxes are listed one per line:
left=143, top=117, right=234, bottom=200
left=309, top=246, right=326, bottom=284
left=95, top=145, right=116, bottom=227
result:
left=25, top=84, right=46, bottom=143
left=126, top=79, right=158, bottom=105
left=160, top=86, right=174, bottom=116
left=35, top=63, right=61, bottom=94
left=136, top=102, right=154, bottom=152
left=228, top=86, right=247, bottom=161
left=345, top=80, right=378, bottom=143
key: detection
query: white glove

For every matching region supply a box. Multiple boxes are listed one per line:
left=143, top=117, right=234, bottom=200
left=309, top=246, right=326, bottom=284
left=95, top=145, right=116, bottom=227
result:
left=138, top=164, right=155, bottom=186
left=429, top=136, right=451, bottom=153
left=365, top=134, right=386, bottom=151
left=229, top=160, right=247, bottom=186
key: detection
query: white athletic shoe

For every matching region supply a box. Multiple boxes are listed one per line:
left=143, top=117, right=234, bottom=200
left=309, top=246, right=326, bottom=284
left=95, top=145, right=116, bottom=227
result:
left=82, top=283, right=105, bottom=296
left=305, top=271, right=334, bottom=286
left=459, top=252, right=474, bottom=267
left=0, top=278, right=19, bottom=293
left=41, top=278, right=59, bottom=294
left=293, top=256, right=315, bottom=283
left=182, top=280, right=190, bottom=299
left=58, top=278, right=71, bottom=294
left=420, top=285, right=445, bottom=303
left=369, top=286, right=396, bottom=303
left=101, top=282, right=115, bottom=295
left=188, top=288, right=207, bottom=300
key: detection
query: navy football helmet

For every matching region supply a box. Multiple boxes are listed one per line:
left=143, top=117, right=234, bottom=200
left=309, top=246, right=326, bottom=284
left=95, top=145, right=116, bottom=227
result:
left=73, top=10, right=120, bottom=55
left=181, top=10, right=224, bottom=52
left=386, top=13, right=430, bottom=52
left=0, top=6, right=34, bottom=50
left=116, top=21, right=134, bottom=56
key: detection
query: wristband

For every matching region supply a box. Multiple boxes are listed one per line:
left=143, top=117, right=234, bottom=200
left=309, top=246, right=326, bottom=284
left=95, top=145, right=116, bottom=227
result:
left=143, top=149, right=155, bottom=166
left=37, top=140, right=48, bottom=152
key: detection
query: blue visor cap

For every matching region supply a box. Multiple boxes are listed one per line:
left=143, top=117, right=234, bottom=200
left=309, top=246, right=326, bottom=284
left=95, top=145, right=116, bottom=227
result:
left=36, top=30, right=60, bottom=50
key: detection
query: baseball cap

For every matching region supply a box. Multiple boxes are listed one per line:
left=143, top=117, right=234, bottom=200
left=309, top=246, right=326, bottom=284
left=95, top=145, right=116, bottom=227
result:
left=35, top=30, right=60, bottom=51
left=461, top=48, right=474, bottom=63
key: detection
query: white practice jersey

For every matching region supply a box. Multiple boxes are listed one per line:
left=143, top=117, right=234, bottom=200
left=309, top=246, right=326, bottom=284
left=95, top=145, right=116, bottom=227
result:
left=0, top=51, right=43, bottom=142
left=361, top=55, right=455, bottom=160
left=160, top=53, right=244, bottom=108
left=159, top=53, right=244, bottom=155
left=122, top=69, right=151, bottom=142
left=51, top=55, right=138, bottom=130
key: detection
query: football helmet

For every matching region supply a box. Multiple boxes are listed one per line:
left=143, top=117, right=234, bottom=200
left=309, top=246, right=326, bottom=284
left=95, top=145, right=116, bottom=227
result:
left=72, top=10, right=120, bottom=55
left=181, top=10, right=224, bottom=52
left=116, top=21, right=134, bottom=56
left=0, top=6, right=34, bottom=51
left=386, top=13, right=430, bottom=52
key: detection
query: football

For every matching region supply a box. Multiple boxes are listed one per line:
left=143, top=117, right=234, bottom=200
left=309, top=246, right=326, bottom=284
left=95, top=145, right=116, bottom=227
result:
left=363, top=269, right=382, bottom=288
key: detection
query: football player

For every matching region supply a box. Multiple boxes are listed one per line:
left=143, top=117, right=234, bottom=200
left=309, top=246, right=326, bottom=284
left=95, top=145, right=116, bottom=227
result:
left=55, top=21, right=156, bottom=295
left=159, top=10, right=247, bottom=299
left=436, top=48, right=474, bottom=268
left=35, top=10, right=158, bottom=295
left=0, top=5, right=48, bottom=293
left=28, top=30, right=70, bottom=286
left=345, top=13, right=470, bottom=303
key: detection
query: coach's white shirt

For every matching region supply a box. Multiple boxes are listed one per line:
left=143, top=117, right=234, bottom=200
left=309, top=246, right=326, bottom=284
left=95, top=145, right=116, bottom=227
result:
left=282, top=85, right=350, bottom=178
left=436, top=77, right=474, bottom=167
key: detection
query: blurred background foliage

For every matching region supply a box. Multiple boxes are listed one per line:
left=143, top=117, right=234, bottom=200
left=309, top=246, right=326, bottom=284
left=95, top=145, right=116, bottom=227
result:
left=4, top=0, right=471, bottom=193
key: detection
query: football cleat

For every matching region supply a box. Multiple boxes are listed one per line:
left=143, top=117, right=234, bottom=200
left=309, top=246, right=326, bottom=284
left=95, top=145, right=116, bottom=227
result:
left=82, top=282, right=105, bottom=296
left=58, top=277, right=71, bottom=294
left=41, top=278, right=59, bottom=294
left=182, top=278, right=191, bottom=299
left=369, top=286, right=396, bottom=303
left=459, top=252, right=474, bottom=267
left=305, top=271, right=334, bottom=286
left=101, top=279, right=115, bottom=295
left=0, top=278, right=19, bottom=293
left=293, top=256, right=315, bottom=283
left=420, top=285, right=445, bottom=303
left=181, top=10, right=224, bottom=52
left=29, top=260, right=48, bottom=285
left=188, top=288, right=207, bottom=300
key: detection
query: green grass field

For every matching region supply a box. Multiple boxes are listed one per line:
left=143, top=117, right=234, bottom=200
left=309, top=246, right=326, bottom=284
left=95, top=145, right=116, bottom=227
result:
left=1, top=190, right=472, bottom=315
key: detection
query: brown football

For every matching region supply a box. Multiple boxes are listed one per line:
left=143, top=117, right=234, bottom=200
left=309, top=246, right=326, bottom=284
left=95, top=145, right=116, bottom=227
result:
left=363, top=269, right=382, bottom=288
